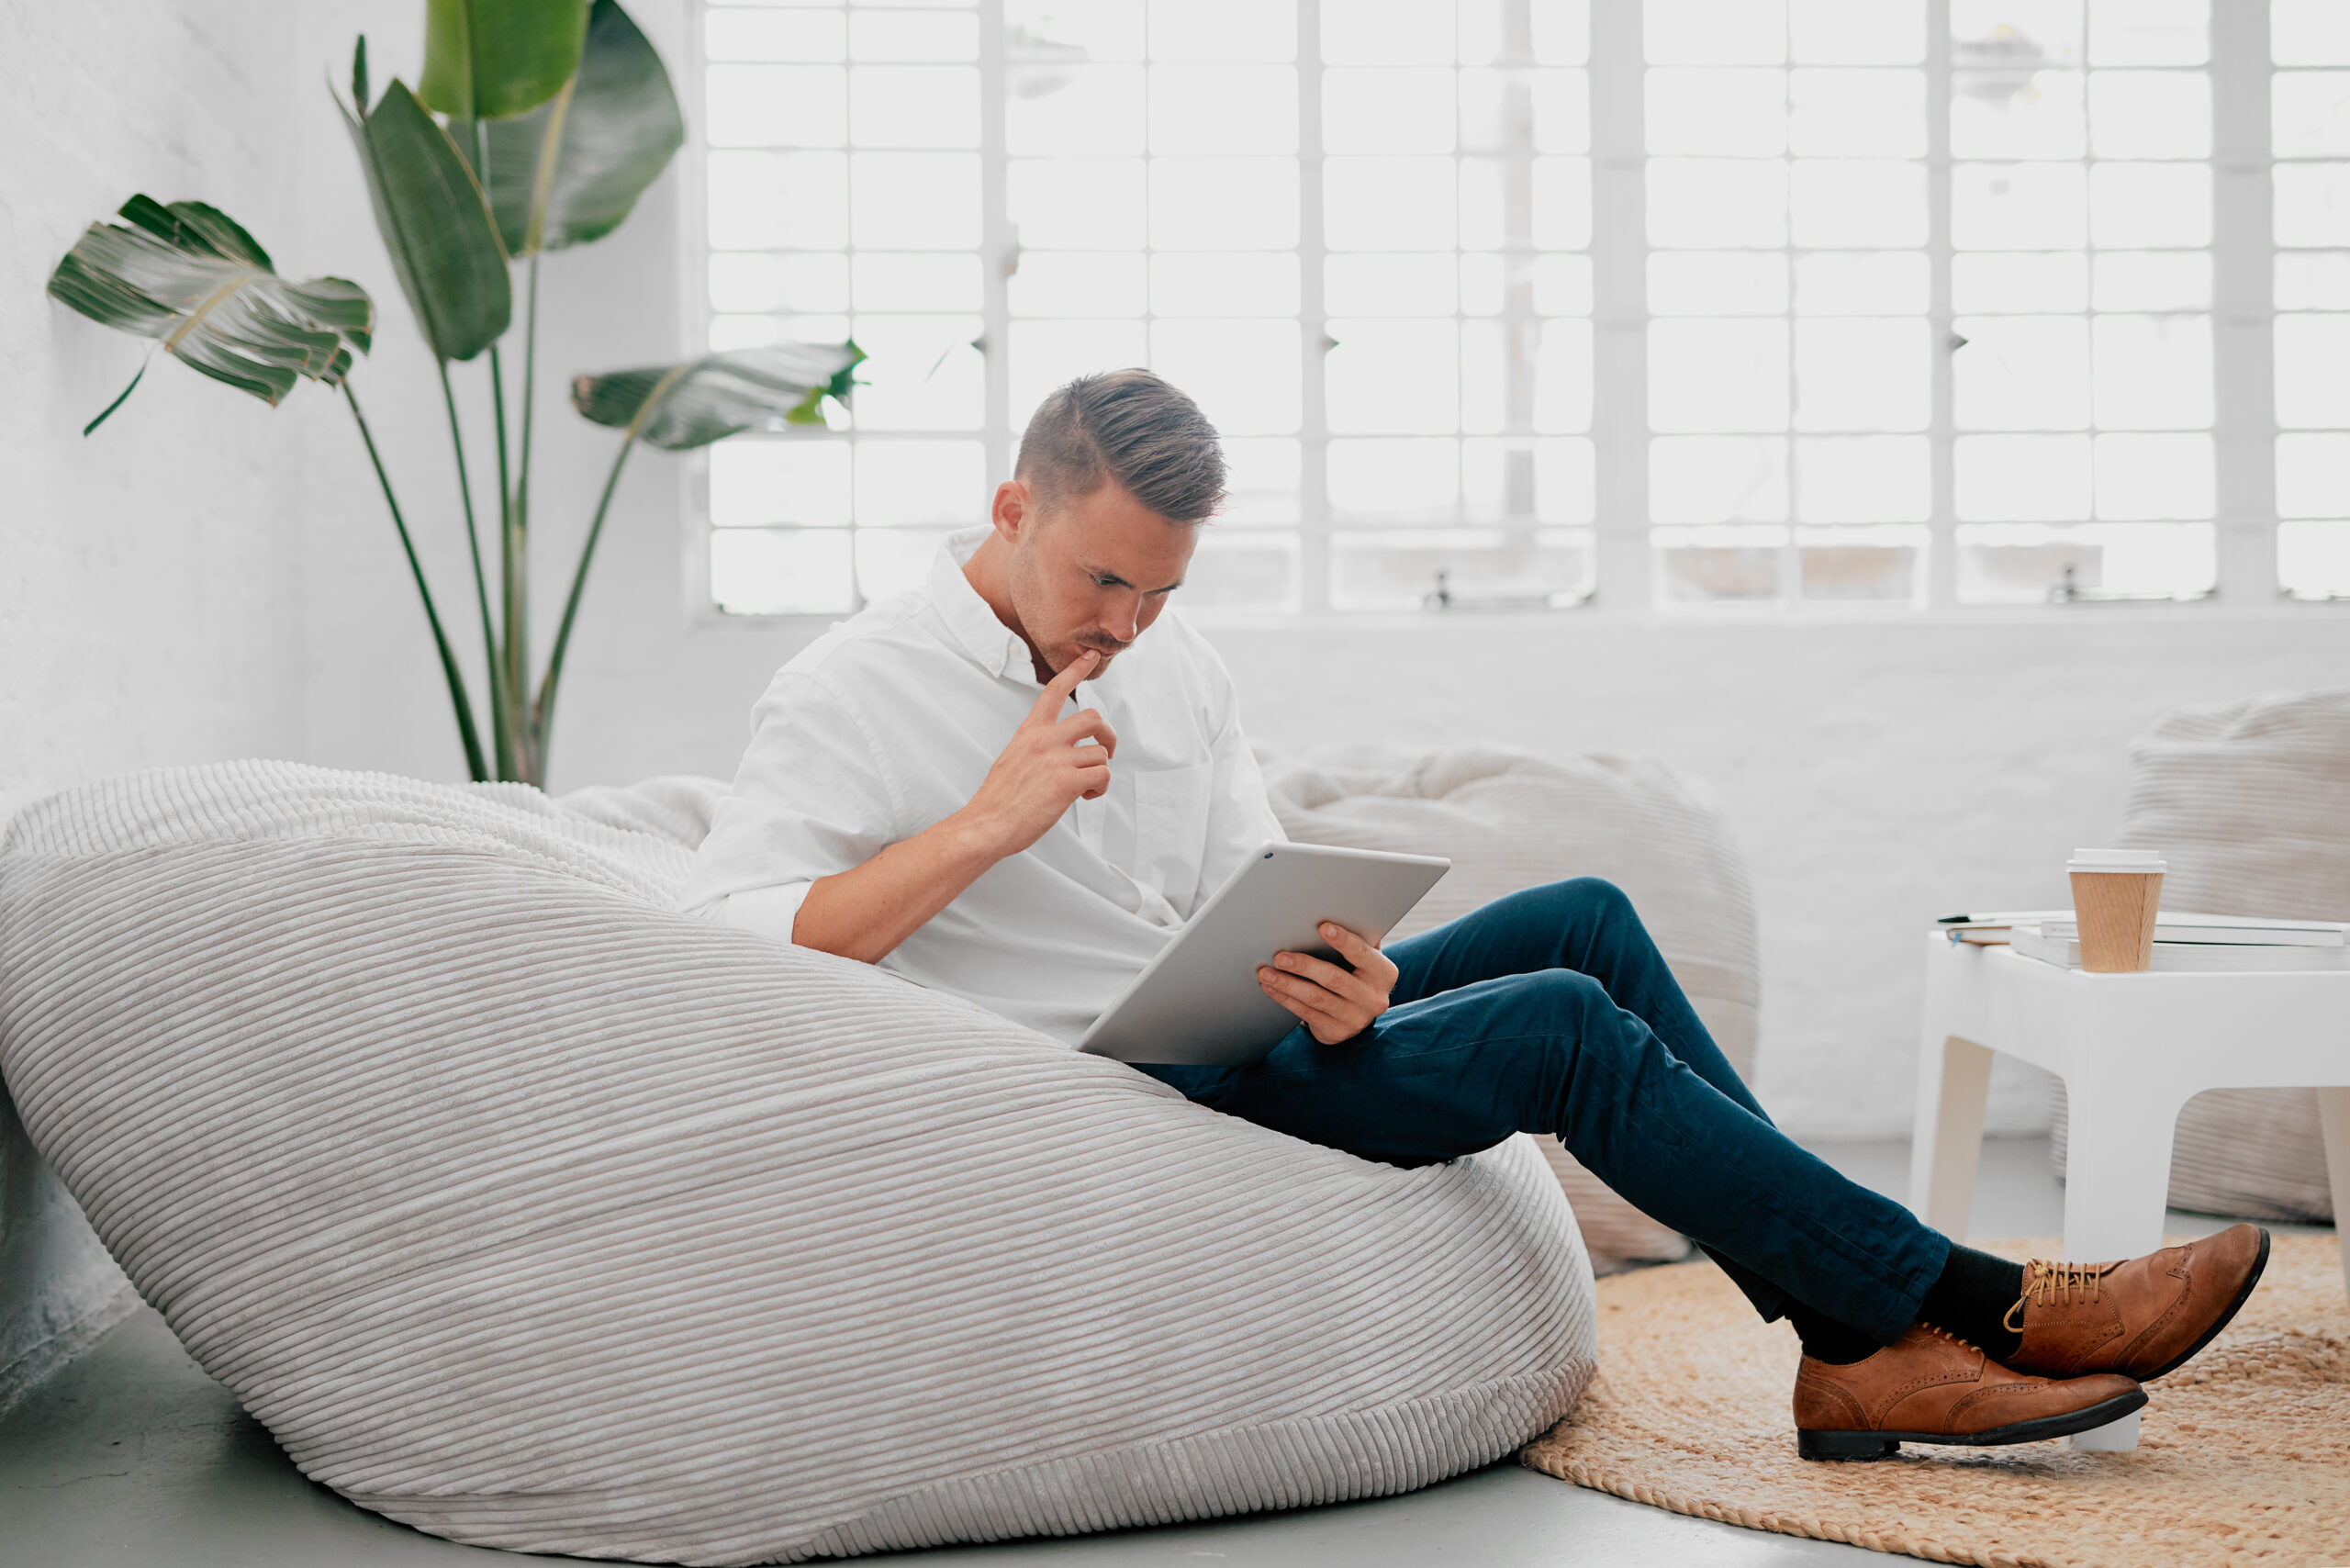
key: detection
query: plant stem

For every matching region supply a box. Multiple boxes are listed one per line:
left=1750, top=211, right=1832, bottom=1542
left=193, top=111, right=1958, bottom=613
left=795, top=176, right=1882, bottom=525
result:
left=513, top=257, right=541, bottom=780
left=437, top=362, right=515, bottom=780
left=343, top=381, right=488, bottom=782
left=488, top=342, right=522, bottom=778
left=532, top=431, right=638, bottom=775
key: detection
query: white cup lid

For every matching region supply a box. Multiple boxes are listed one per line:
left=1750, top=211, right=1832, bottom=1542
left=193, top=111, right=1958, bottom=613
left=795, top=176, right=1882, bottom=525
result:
left=2068, top=847, right=2166, bottom=872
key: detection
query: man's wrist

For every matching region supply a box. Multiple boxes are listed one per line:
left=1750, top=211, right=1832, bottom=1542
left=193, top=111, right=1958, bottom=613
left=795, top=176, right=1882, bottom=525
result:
left=938, top=804, right=1017, bottom=868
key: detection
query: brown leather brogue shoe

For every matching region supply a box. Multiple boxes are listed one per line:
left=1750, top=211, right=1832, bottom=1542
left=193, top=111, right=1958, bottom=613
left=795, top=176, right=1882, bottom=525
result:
left=2003, top=1224, right=2270, bottom=1383
left=1794, top=1324, right=2144, bottom=1461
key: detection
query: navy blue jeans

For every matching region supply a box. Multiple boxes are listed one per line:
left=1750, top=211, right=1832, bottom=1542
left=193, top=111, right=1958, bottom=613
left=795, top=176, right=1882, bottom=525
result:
left=1139, top=878, right=1949, bottom=1345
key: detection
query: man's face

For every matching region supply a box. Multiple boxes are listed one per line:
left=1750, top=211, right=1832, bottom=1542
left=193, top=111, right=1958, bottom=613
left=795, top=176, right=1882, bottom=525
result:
left=999, top=476, right=1197, bottom=679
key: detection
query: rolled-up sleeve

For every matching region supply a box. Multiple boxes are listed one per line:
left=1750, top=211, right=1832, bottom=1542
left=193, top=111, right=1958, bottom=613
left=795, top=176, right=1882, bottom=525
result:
left=676, top=672, right=899, bottom=946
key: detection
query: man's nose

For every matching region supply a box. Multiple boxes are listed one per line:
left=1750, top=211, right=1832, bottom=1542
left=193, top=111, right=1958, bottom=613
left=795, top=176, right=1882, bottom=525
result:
left=1101, top=594, right=1141, bottom=642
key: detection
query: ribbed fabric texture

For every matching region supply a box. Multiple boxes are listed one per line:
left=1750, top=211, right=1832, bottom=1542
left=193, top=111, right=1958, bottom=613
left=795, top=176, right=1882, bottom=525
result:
left=1263, top=744, right=1761, bottom=1271
left=2050, top=689, right=2350, bottom=1223
left=0, top=761, right=1597, bottom=1566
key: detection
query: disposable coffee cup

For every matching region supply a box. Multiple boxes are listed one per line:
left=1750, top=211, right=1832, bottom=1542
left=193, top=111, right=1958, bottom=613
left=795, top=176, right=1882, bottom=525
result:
left=2066, top=848, right=2165, bottom=973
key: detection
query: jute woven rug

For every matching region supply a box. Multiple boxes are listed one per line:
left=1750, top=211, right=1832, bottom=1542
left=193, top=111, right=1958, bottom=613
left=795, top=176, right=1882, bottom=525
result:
left=1521, top=1235, right=2349, bottom=1567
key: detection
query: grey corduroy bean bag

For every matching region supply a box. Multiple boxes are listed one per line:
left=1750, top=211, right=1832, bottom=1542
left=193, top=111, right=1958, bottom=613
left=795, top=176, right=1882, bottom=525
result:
left=0, top=761, right=1596, bottom=1565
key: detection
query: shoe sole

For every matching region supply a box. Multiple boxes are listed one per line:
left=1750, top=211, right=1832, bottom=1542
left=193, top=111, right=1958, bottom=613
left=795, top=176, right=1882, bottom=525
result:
left=1796, top=1388, right=2149, bottom=1462
left=2139, top=1226, right=2271, bottom=1383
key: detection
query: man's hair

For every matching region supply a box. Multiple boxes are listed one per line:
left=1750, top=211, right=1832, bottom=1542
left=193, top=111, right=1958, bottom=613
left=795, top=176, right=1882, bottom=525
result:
left=1014, top=369, right=1226, bottom=524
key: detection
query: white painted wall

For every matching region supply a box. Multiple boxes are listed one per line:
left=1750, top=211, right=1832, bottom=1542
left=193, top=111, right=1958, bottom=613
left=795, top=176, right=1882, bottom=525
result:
left=6, top=1, right=2348, bottom=1157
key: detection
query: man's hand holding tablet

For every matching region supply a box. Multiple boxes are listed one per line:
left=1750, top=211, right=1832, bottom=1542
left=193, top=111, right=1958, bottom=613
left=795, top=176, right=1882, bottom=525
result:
left=1259, top=922, right=1399, bottom=1044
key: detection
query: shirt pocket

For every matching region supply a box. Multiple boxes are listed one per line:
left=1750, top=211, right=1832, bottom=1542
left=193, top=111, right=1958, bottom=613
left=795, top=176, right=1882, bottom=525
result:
left=1129, top=761, right=1215, bottom=913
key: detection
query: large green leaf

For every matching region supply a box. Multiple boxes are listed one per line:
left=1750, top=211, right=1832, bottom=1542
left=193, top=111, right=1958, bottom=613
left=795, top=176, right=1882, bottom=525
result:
left=339, top=66, right=510, bottom=364
left=454, top=0, right=685, bottom=256
left=46, top=194, right=374, bottom=431
left=419, top=0, right=588, bottom=120
left=570, top=342, right=863, bottom=450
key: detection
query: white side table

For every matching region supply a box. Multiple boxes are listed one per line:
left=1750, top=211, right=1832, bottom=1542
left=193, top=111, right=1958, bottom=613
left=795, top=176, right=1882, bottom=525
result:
left=1907, top=932, right=2350, bottom=1452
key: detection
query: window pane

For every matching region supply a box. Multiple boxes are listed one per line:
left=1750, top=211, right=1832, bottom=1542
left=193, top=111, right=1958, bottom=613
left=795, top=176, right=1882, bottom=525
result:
left=2088, top=71, right=2210, bottom=159
left=2088, top=162, right=2210, bottom=249
left=2274, top=162, right=2350, bottom=247
left=2092, top=315, right=2213, bottom=430
left=851, top=152, right=980, bottom=247
left=1793, top=0, right=1926, bottom=65
left=711, top=252, right=850, bottom=314
left=1153, top=319, right=1302, bottom=434
left=1332, top=531, right=1595, bottom=610
left=1533, top=319, right=1595, bottom=434
left=1326, top=68, right=1456, bottom=153
left=1150, top=0, right=1295, bottom=62
left=2277, top=252, right=2350, bottom=308
left=1326, top=254, right=1456, bottom=316
left=1953, top=433, right=2093, bottom=519
left=1953, top=162, right=2087, bottom=249
left=846, top=315, right=984, bottom=429
left=706, top=9, right=845, bottom=62
left=1010, top=319, right=1148, bottom=420
left=1797, top=523, right=1928, bottom=601
left=1789, top=69, right=1927, bottom=157
left=1532, top=70, right=1594, bottom=153
left=854, top=252, right=984, bottom=312
left=1533, top=254, right=1595, bottom=314
left=1953, top=252, right=2089, bottom=312
left=1326, top=157, right=1455, bottom=250
left=855, top=528, right=950, bottom=604
left=711, top=440, right=853, bottom=527
left=1218, top=437, right=1301, bottom=524
left=1651, top=436, right=1790, bottom=521
left=1327, top=320, right=1459, bottom=434
left=1183, top=531, right=1300, bottom=610
left=1154, top=158, right=1300, bottom=250
left=2275, top=313, right=2350, bottom=426
left=1650, top=319, right=1791, bottom=431
left=1952, top=71, right=2087, bottom=160
left=2279, top=520, right=2350, bottom=598
left=851, top=67, right=981, bottom=148
left=1008, top=159, right=1146, bottom=249
left=1955, top=521, right=2213, bottom=600
left=1649, top=159, right=1790, bottom=247
left=2092, top=251, right=2210, bottom=311
left=2088, top=0, right=2205, bottom=66
left=849, top=10, right=980, bottom=62
left=707, top=64, right=845, bottom=146
left=1327, top=438, right=1458, bottom=520
left=1646, top=69, right=1788, bottom=157
left=1650, top=252, right=1790, bottom=315
left=711, top=529, right=856, bottom=615
left=709, top=151, right=847, bottom=249
left=1152, top=253, right=1301, bottom=316
left=2094, top=431, right=2212, bottom=518
left=1006, top=63, right=1145, bottom=156
left=1791, top=161, right=1929, bottom=247
left=1795, top=319, right=1930, bottom=431
left=1952, top=1, right=2084, bottom=70
left=1645, top=0, right=1786, bottom=65
left=1324, top=0, right=1457, bottom=65
left=2275, top=0, right=2350, bottom=66
left=1954, top=317, right=2091, bottom=430
left=1654, top=525, right=1788, bottom=601
left=1152, top=64, right=1298, bottom=154
left=1007, top=252, right=1147, bottom=318
left=1796, top=435, right=1930, bottom=521
left=1530, top=158, right=1594, bottom=249
left=1795, top=252, right=1930, bottom=314
left=854, top=440, right=987, bottom=525
left=2277, top=431, right=2350, bottom=516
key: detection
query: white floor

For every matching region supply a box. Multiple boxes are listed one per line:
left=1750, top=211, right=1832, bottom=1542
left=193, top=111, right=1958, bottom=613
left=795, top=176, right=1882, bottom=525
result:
left=1, top=1137, right=2323, bottom=1568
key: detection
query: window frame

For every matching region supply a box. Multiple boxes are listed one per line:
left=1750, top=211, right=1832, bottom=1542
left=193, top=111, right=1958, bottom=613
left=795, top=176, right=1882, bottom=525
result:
left=683, top=0, right=2322, bottom=629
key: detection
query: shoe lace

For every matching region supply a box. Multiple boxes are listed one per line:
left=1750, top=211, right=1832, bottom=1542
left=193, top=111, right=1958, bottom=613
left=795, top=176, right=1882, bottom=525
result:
left=2002, top=1259, right=2105, bottom=1332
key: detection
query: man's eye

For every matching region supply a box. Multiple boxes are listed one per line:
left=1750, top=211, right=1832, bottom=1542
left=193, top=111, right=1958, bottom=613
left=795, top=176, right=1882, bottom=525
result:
left=1092, top=575, right=1116, bottom=588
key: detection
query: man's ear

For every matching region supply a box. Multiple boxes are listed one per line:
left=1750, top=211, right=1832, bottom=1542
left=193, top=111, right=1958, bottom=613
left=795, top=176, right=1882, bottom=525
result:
left=991, top=479, right=1035, bottom=544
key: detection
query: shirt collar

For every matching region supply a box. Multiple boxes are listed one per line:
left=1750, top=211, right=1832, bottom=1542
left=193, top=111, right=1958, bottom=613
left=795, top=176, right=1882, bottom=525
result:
left=926, top=525, right=1035, bottom=683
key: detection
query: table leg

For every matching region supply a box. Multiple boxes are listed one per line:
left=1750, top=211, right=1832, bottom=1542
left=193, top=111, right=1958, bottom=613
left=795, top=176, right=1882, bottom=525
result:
left=2319, top=1087, right=2350, bottom=1305
left=2056, top=1075, right=2183, bottom=1454
left=1909, top=1035, right=1993, bottom=1240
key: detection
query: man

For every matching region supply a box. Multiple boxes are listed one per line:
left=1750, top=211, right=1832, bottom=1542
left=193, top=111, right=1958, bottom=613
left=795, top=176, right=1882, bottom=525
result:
left=683, top=370, right=2266, bottom=1461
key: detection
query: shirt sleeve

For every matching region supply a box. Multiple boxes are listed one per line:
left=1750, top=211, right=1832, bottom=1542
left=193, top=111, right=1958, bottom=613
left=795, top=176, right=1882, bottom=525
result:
left=676, top=670, right=900, bottom=946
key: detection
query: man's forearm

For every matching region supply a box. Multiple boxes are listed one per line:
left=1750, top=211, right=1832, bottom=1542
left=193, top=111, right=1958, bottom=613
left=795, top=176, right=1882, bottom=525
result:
left=791, top=810, right=1008, bottom=965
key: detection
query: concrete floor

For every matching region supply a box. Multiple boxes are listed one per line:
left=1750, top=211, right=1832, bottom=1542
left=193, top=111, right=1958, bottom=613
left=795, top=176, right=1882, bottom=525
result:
left=1, top=1137, right=2326, bottom=1568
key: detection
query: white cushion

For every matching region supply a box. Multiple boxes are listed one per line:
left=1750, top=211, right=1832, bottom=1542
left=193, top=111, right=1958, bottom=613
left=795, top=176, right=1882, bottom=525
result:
left=0, top=761, right=1595, bottom=1565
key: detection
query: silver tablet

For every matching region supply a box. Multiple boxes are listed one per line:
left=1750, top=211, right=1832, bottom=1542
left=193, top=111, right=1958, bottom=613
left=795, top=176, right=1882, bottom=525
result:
left=1077, top=840, right=1450, bottom=1068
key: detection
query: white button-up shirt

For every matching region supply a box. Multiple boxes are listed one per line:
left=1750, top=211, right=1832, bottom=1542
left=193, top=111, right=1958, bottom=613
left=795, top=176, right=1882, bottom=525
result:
left=678, top=525, right=1286, bottom=1045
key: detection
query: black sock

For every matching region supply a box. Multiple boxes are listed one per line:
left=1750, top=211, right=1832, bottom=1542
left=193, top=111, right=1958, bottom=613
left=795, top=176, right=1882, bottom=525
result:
left=1917, top=1244, right=2027, bottom=1361
left=1785, top=1303, right=1883, bottom=1365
